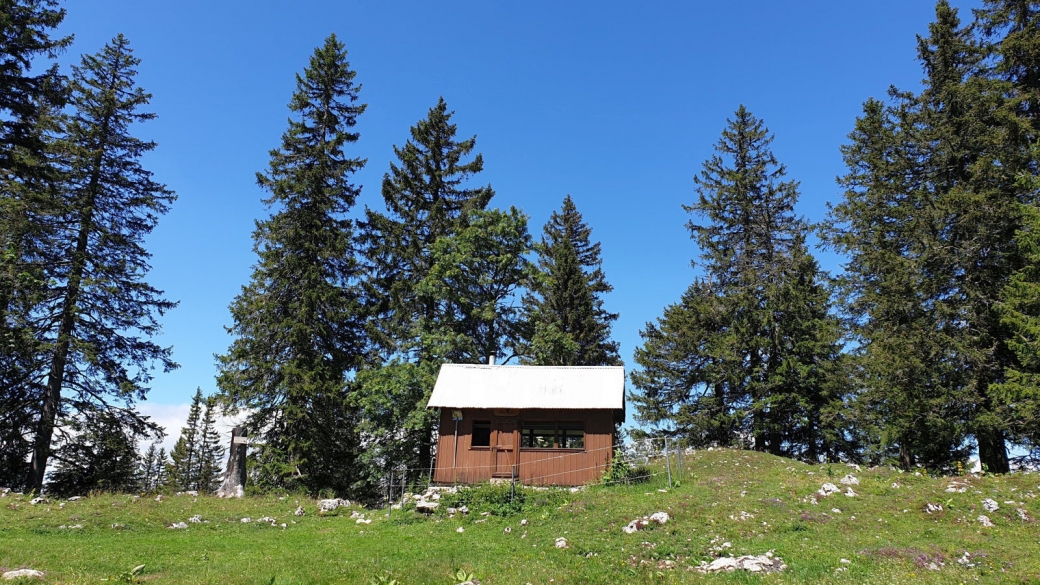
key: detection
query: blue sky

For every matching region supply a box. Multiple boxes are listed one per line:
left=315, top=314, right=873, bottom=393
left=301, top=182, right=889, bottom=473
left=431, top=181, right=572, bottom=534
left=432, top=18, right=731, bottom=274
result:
left=58, top=1, right=979, bottom=438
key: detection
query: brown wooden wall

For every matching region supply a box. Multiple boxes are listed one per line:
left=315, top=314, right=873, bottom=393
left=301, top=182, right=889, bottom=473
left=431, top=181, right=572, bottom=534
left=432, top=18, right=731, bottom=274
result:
left=432, top=408, right=617, bottom=486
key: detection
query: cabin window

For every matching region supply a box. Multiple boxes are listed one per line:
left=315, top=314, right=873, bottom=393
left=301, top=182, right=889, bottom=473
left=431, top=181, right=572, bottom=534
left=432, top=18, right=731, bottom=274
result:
left=520, top=421, right=585, bottom=449
left=559, top=423, right=585, bottom=449
left=521, top=422, right=556, bottom=448
left=471, top=421, right=491, bottom=447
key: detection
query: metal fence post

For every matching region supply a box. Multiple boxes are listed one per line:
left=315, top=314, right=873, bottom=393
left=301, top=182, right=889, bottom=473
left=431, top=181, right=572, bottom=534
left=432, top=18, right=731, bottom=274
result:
left=664, top=437, right=672, bottom=489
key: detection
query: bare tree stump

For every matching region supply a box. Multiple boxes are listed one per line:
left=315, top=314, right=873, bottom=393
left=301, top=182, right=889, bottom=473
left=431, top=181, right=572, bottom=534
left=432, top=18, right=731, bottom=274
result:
left=216, top=426, right=247, bottom=498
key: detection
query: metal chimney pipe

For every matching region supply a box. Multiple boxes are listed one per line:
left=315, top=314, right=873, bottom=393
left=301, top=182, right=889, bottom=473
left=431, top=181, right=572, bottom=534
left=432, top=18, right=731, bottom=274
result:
left=488, top=355, right=495, bottom=366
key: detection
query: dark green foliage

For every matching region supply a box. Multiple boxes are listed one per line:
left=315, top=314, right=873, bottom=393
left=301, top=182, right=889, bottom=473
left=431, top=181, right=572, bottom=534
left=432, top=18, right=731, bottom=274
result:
left=361, top=97, right=494, bottom=360
left=355, top=100, right=516, bottom=490
left=518, top=195, right=620, bottom=366
left=27, top=35, right=175, bottom=490
left=0, top=0, right=69, bottom=490
left=631, top=107, right=849, bottom=462
left=168, top=389, right=224, bottom=493
left=138, top=443, right=168, bottom=492
left=416, top=207, right=531, bottom=364
left=47, top=410, right=145, bottom=496
left=824, top=2, right=1034, bottom=471
left=215, top=35, right=366, bottom=494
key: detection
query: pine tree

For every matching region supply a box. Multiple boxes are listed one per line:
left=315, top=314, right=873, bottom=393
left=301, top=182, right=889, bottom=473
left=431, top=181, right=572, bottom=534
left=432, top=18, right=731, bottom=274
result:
left=0, top=0, right=70, bottom=489
left=197, top=397, right=224, bottom=493
left=354, top=98, right=496, bottom=486
left=168, top=389, right=203, bottom=491
left=518, top=195, right=620, bottom=366
left=360, top=97, right=494, bottom=359
left=47, top=409, right=144, bottom=496
left=631, top=107, right=848, bottom=460
left=215, top=34, right=366, bottom=494
left=138, top=442, right=169, bottom=492
left=825, top=2, right=1032, bottom=471
left=27, top=35, right=176, bottom=491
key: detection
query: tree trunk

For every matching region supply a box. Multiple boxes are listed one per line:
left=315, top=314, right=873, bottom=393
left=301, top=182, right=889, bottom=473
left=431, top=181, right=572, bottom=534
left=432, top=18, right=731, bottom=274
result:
left=977, top=428, right=1010, bottom=474
left=28, top=195, right=96, bottom=491
left=899, top=438, right=915, bottom=471
left=217, top=426, right=247, bottom=498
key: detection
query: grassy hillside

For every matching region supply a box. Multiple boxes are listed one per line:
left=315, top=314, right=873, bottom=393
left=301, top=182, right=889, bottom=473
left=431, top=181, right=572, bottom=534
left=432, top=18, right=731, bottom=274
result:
left=2, top=448, right=1038, bottom=584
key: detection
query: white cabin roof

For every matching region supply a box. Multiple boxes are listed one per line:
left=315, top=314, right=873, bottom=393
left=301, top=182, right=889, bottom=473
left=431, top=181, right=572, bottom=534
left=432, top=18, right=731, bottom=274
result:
left=427, top=364, right=625, bottom=410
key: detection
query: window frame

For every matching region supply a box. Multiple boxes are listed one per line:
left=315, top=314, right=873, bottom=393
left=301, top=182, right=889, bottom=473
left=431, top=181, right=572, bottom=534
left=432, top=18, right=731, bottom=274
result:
left=470, top=420, right=492, bottom=449
left=519, top=420, right=586, bottom=451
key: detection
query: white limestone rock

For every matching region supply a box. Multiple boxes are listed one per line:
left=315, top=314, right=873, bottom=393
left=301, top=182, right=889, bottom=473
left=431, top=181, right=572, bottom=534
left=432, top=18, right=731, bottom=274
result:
left=3, top=569, right=45, bottom=580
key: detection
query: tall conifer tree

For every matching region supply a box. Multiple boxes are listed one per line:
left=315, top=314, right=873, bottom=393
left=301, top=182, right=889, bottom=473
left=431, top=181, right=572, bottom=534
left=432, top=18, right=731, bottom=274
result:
left=354, top=99, right=502, bottom=486
left=27, top=35, right=175, bottom=490
left=825, top=2, right=1032, bottom=471
left=632, top=107, right=848, bottom=460
left=518, top=196, right=620, bottom=366
left=216, top=34, right=366, bottom=494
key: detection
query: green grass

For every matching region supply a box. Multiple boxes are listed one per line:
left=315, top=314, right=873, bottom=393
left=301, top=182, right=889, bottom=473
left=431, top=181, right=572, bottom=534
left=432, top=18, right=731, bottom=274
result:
left=2, top=449, right=1039, bottom=584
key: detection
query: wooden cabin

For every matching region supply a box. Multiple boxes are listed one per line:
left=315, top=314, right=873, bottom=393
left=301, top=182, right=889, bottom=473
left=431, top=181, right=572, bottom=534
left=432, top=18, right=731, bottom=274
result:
left=428, top=364, right=625, bottom=486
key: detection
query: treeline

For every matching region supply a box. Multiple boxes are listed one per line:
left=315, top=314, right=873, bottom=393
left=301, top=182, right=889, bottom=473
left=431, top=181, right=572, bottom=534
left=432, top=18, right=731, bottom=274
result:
left=5, top=0, right=1040, bottom=498
left=632, top=1, right=1040, bottom=474
left=0, top=1, right=620, bottom=496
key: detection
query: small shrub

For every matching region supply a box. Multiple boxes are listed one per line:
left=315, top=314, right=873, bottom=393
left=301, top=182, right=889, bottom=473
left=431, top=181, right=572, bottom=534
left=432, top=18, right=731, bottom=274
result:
left=602, top=450, right=651, bottom=485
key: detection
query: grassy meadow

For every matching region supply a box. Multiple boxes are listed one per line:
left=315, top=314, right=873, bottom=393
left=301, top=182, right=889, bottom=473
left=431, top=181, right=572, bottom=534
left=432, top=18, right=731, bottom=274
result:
left=2, top=448, right=1039, bottom=584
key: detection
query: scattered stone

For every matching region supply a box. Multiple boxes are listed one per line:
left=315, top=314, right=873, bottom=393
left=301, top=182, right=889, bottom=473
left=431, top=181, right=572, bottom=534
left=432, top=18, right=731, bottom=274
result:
left=415, top=500, right=440, bottom=513
left=258, top=516, right=276, bottom=525
left=456, top=526, right=464, bottom=533
left=67, top=496, right=81, bottom=501
left=1017, top=508, right=1031, bottom=521
left=729, top=511, right=755, bottom=521
left=240, top=517, right=252, bottom=523
left=958, top=552, right=976, bottom=567
left=977, top=515, right=995, bottom=527
left=623, top=512, right=670, bottom=534
left=355, top=518, right=371, bottom=525
left=59, top=502, right=65, bottom=509
left=154, top=495, right=162, bottom=502
left=891, top=482, right=901, bottom=489
left=946, top=481, right=968, bottom=493
left=831, top=508, right=842, bottom=514
left=925, top=503, right=943, bottom=514
left=839, top=558, right=851, bottom=564
left=175, top=490, right=199, bottom=497
left=555, top=537, right=569, bottom=549
left=504, top=526, right=512, bottom=534
left=458, top=505, right=470, bottom=515
left=111, top=523, right=125, bottom=529
left=2, top=569, right=45, bottom=580
left=982, top=499, right=999, bottom=512
left=656, top=560, right=676, bottom=570
left=520, top=518, right=528, bottom=526
left=696, top=552, right=786, bottom=574
left=188, top=515, right=202, bottom=523
left=318, top=498, right=349, bottom=513
left=817, top=483, right=840, bottom=497
left=29, top=497, right=47, bottom=505
left=839, top=474, right=859, bottom=486
left=169, top=522, right=188, bottom=529
left=294, top=506, right=305, bottom=517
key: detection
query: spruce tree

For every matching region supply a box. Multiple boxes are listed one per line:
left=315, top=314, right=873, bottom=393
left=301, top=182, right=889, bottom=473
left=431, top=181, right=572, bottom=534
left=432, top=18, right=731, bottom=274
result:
left=0, top=0, right=70, bottom=488
left=27, top=35, right=176, bottom=491
left=632, top=107, right=848, bottom=460
left=47, top=409, right=144, bottom=496
left=825, top=2, right=1032, bottom=471
left=354, top=98, right=495, bottom=485
left=518, top=195, right=620, bottom=366
left=168, top=389, right=203, bottom=491
left=215, top=34, right=366, bottom=494
left=360, top=97, right=494, bottom=359
left=197, top=397, right=224, bottom=493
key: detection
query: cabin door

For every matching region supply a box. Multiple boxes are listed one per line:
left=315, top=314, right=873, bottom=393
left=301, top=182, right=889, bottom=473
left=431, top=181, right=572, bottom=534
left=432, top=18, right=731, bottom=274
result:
left=493, top=421, right=517, bottom=477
